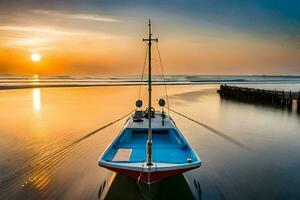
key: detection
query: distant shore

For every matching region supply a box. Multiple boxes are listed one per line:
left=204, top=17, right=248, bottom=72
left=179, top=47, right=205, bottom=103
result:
left=1, top=81, right=300, bottom=90
left=0, top=75, right=300, bottom=90
left=0, top=82, right=216, bottom=90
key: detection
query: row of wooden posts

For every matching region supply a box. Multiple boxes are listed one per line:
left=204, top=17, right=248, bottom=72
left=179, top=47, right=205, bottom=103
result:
left=217, top=84, right=300, bottom=111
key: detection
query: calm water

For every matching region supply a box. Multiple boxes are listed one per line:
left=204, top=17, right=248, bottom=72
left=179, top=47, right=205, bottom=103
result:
left=0, top=84, right=300, bottom=199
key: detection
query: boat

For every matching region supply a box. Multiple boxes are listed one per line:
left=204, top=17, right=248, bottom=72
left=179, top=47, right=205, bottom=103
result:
left=98, top=19, right=201, bottom=184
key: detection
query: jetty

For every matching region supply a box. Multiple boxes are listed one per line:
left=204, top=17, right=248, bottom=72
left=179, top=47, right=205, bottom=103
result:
left=217, top=84, right=300, bottom=111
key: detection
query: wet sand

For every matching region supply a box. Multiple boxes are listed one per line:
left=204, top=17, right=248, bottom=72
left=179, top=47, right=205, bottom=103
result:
left=0, top=84, right=300, bottom=199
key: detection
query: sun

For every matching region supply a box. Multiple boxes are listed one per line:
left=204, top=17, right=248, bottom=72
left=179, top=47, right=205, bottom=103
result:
left=31, top=53, right=41, bottom=62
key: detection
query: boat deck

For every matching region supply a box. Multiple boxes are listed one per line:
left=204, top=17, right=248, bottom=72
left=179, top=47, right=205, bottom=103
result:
left=104, top=128, right=196, bottom=164
left=127, top=112, right=174, bottom=129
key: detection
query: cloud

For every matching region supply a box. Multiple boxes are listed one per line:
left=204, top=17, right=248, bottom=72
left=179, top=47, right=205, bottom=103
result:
left=32, top=9, right=120, bottom=23
left=0, top=25, right=84, bottom=36
left=0, top=25, right=123, bottom=38
left=0, top=24, right=124, bottom=50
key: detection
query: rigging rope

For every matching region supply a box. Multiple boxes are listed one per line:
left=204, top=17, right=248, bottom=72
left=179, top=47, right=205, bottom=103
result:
left=169, top=108, right=250, bottom=150
left=155, top=43, right=170, bottom=114
left=71, top=110, right=134, bottom=145
left=138, top=46, right=148, bottom=101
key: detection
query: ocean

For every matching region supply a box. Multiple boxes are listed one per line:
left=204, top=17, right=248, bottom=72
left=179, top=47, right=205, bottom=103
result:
left=0, top=76, right=300, bottom=199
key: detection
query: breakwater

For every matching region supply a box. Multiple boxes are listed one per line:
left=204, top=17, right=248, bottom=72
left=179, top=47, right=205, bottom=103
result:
left=218, top=84, right=300, bottom=111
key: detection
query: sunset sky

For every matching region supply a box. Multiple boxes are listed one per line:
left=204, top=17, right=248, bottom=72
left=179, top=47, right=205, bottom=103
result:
left=0, top=0, right=299, bottom=75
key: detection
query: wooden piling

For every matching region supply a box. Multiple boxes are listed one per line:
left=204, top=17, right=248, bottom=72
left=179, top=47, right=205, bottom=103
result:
left=297, top=91, right=300, bottom=112
left=287, top=90, right=292, bottom=109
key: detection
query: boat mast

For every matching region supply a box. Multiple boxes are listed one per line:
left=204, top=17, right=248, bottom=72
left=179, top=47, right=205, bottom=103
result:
left=143, top=19, right=158, bottom=166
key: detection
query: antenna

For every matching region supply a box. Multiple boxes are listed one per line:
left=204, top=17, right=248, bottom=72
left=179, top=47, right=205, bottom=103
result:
left=143, top=19, right=158, bottom=166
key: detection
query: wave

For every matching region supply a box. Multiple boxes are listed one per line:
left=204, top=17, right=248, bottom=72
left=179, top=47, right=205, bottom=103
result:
left=0, top=75, right=300, bottom=90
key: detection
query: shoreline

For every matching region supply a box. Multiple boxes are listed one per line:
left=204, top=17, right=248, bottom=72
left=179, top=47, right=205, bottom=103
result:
left=0, top=81, right=300, bottom=90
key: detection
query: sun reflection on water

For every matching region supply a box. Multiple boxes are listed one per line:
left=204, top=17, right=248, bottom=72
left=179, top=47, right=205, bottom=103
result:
left=32, top=88, right=41, bottom=111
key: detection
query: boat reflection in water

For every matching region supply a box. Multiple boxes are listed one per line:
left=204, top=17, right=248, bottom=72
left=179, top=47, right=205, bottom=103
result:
left=98, top=173, right=202, bottom=200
